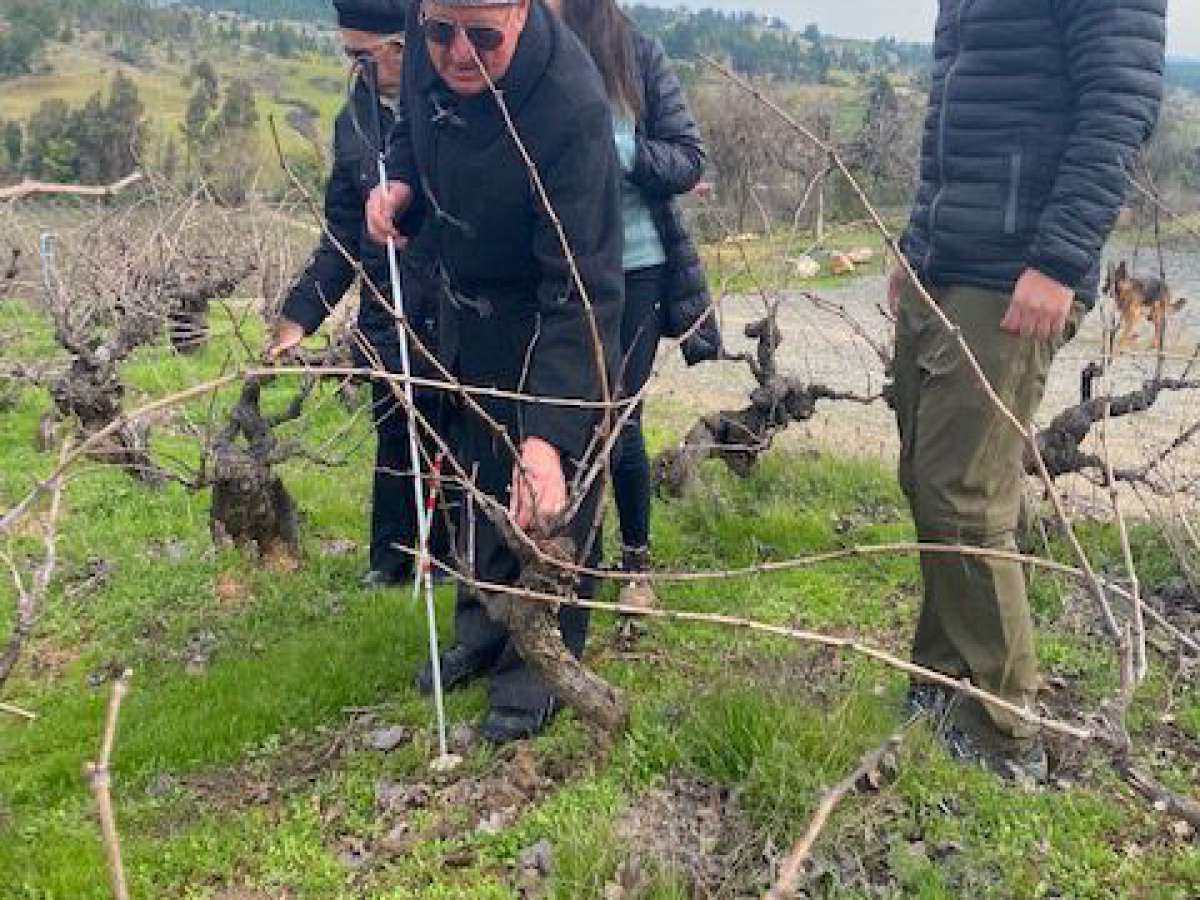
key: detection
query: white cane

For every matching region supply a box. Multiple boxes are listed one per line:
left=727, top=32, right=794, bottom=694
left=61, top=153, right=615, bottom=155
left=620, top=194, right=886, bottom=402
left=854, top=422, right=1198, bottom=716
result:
left=360, top=56, right=449, bottom=763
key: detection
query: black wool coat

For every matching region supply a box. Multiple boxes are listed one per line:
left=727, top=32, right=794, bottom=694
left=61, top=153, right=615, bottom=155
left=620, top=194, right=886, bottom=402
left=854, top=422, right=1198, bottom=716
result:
left=281, top=85, right=437, bottom=372
left=388, top=0, right=624, bottom=463
left=629, top=31, right=721, bottom=366
left=900, top=0, right=1166, bottom=305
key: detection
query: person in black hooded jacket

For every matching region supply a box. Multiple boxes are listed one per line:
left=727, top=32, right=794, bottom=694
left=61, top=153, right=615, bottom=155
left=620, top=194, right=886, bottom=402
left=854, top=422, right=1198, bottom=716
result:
left=366, top=0, right=624, bottom=744
left=887, top=0, right=1166, bottom=782
left=548, top=0, right=720, bottom=615
left=270, top=0, right=452, bottom=588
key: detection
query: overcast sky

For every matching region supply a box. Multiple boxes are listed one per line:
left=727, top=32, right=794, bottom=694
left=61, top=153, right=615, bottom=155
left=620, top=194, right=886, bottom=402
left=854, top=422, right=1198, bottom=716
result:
left=638, top=1, right=1200, bottom=57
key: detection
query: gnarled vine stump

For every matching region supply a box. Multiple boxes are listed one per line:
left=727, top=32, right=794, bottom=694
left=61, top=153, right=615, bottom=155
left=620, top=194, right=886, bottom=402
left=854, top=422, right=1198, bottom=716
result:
left=482, top=523, right=629, bottom=741
left=208, top=377, right=309, bottom=562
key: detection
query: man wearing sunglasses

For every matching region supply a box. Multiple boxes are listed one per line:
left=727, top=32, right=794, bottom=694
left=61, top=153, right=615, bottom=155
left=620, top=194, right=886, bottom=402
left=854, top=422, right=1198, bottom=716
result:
left=366, top=0, right=624, bottom=744
left=272, top=0, right=451, bottom=589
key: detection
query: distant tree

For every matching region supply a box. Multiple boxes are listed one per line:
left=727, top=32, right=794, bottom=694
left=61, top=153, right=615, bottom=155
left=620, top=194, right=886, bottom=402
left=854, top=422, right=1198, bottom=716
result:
left=2, top=120, right=21, bottom=170
left=624, top=5, right=929, bottom=82
left=39, top=138, right=80, bottom=183
left=182, top=60, right=221, bottom=147
left=219, top=78, right=259, bottom=132
left=180, top=65, right=262, bottom=204
left=97, top=69, right=145, bottom=178
left=18, top=72, right=144, bottom=183
left=0, top=0, right=58, bottom=78
left=158, top=134, right=180, bottom=182
left=22, top=98, right=73, bottom=178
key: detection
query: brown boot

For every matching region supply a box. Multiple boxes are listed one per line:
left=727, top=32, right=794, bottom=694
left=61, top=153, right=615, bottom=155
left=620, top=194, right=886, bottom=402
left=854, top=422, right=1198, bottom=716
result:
left=615, top=547, right=655, bottom=648
left=618, top=577, right=658, bottom=611
left=618, top=546, right=657, bottom=611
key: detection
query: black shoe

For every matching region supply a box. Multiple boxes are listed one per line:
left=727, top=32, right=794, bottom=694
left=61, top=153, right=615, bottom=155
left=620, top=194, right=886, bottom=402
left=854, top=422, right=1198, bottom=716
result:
left=416, top=644, right=493, bottom=696
left=479, top=701, right=558, bottom=745
left=361, top=568, right=412, bottom=589
left=904, top=682, right=952, bottom=720
left=940, top=723, right=1048, bottom=785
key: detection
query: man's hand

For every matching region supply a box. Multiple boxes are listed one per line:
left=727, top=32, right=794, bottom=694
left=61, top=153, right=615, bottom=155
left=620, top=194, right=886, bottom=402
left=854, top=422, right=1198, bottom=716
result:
left=510, top=438, right=567, bottom=533
left=267, top=317, right=306, bottom=362
left=886, top=265, right=909, bottom=317
left=1001, top=268, right=1074, bottom=341
left=366, top=181, right=414, bottom=246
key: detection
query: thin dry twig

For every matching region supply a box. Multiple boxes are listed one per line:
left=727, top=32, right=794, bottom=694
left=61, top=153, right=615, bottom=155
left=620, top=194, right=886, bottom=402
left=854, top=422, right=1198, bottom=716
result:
left=419, top=554, right=1098, bottom=743
left=766, top=729, right=907, bottom=899
left=0, top=700, right=36, bottom=720
left=85, top=669, right=132, bottom=900
left=1097, top=340, right=1148, bottom=683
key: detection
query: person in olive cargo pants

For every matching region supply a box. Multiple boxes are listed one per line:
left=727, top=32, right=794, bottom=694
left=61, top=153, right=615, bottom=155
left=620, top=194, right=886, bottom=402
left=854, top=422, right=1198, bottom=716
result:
left=892, top=283, right=1082, bottom=766
left=888, top=0, right=1167, bottom=780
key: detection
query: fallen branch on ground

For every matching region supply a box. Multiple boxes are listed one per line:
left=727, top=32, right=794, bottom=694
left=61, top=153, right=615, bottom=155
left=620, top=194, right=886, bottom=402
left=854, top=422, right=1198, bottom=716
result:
left=1120, top=763, right=1200, bottom=829
left=766, top=729, right=907, bottom=899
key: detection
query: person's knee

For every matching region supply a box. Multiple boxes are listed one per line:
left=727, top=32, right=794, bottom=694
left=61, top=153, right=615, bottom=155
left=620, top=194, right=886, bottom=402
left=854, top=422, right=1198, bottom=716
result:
left=614, top=419, right=647, bottom=471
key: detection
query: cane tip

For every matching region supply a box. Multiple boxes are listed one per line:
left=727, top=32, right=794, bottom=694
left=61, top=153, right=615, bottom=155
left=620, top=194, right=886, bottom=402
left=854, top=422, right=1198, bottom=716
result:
left=430, top=753, right=463, bottom=774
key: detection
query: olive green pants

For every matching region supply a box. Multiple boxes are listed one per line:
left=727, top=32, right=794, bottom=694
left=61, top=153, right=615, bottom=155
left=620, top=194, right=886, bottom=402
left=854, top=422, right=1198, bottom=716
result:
left=893, top=282, right=1082, bottom=747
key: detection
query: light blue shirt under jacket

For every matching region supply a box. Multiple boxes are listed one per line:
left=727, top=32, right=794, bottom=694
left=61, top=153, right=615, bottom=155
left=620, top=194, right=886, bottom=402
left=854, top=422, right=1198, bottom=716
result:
left=613, top=110, right=667, bottom=273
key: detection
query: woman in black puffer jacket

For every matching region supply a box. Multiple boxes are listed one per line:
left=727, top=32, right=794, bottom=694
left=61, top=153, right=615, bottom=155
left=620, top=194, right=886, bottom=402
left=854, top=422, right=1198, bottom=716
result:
left=551, top=0, right=721, bottom=611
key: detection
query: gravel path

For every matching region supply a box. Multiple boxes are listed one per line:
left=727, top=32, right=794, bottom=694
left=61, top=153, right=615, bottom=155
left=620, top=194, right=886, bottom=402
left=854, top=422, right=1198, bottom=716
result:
left=649, top=245, right=1200, bottom=500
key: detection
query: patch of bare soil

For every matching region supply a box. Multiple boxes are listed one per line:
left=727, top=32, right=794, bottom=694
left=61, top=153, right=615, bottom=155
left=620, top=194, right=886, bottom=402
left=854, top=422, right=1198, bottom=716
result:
left=171, top=718, right=374, bottom=816
left=1147, top=576, right=1200, bottom=643
left=607, top=776, right=767, bottom=899
left=330, top=741, right=595, bottom=880
left=210, top=889, right=290, bottom=900
left=805, top=792, right=970, bottom=898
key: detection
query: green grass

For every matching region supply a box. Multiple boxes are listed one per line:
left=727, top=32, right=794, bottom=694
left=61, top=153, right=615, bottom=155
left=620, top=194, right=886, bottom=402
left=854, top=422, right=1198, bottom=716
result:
left=2, top=293, right=1199, bottom=898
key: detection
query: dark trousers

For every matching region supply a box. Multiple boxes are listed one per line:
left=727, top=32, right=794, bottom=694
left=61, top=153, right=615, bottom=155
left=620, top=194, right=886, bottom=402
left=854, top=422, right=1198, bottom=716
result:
left=613, top=265, right=665, bottom=551
left=369, top=379, right=451, bottom=578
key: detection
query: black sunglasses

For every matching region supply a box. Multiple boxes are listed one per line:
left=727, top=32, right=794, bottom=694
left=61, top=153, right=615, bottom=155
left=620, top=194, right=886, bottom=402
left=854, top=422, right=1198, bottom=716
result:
left=421, top=15, right=506, bottom=52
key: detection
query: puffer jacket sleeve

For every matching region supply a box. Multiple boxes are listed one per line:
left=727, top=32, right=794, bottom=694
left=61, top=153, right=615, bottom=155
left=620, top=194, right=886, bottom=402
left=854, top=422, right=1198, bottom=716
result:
left=525, top=96, right=625, bottom=461
left=281, top=110, right=361, bottom=335
left=630, top=34, right=706, bottom=201
left=1026, top=0, right=1166, bottom=289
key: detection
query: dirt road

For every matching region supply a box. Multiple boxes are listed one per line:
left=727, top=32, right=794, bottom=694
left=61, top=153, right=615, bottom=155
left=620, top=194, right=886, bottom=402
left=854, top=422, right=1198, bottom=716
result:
left=649, top=247, right=1200, bottom=505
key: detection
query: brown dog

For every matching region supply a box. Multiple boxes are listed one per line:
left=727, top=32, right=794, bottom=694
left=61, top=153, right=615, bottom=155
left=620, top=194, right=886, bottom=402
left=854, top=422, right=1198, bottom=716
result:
left=1103, top=261, right=1187, bottom=353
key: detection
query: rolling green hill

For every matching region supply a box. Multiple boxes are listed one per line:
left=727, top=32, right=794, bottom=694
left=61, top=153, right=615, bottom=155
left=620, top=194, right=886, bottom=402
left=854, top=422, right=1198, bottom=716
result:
left=1, top=26, right=347, bottom=189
